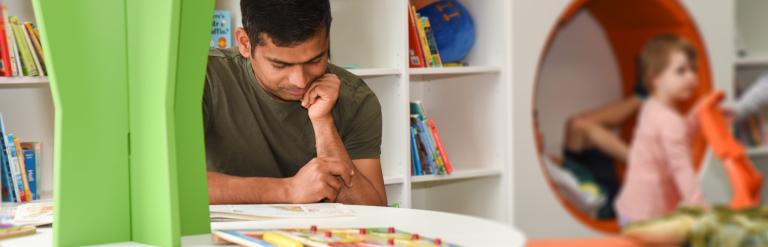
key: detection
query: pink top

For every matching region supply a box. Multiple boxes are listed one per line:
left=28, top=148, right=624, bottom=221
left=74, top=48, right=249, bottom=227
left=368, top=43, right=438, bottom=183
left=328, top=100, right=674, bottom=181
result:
left=615, top=98, right=705, bottom=222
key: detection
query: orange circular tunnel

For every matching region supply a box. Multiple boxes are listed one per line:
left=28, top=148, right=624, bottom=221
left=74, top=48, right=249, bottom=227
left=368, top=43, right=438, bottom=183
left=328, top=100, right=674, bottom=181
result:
left=536, top=0, right=712, bottom=234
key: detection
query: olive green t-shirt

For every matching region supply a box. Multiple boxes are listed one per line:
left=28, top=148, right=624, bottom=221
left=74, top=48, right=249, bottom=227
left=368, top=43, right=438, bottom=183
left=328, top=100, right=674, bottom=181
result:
left=203, top=48, right=382, bottom=178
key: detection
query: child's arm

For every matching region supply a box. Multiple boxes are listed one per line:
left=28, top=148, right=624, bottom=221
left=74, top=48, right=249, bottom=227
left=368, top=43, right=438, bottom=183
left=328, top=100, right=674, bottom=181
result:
left=661, top=118, right=705, bottom=206
left=734, top=74, right=768, bottom=121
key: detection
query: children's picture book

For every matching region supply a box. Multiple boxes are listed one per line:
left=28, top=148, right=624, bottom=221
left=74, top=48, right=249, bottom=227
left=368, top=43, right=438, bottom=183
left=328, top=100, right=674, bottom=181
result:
left=210, top=10, right=232, bottom=49
left=13, top=200, right=53, bottom=226
left=212, top=227, right=458, bottom=247
left=210, top=203, right=354, bottom=221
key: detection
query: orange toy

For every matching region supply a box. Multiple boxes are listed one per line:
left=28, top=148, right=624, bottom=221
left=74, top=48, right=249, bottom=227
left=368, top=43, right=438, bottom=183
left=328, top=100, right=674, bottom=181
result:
left=698, top=91, right=763, bottom=208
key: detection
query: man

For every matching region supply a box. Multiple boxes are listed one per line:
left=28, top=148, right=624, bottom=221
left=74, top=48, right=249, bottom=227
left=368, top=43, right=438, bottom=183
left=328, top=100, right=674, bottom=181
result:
left=204, top=0, right=386, bottom=206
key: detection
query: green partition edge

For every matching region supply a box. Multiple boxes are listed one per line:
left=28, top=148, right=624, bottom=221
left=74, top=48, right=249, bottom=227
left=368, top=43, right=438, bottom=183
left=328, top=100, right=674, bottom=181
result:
left=33, top=0, right=213, bottom=245
left=174, top=0, right=215, bottom=237
left=32, top=0, right=132, bottom=246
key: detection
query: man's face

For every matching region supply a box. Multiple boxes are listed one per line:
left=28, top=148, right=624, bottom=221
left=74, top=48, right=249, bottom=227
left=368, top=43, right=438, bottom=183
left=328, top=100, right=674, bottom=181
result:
left=238, top=29, right=330, bottom=101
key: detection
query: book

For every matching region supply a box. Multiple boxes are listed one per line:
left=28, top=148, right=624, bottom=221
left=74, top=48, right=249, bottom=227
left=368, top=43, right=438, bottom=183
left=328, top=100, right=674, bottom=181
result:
left=421, top=17, right=443, bottom=67
left=0, top=139, right=12, bottom=202
left=420, top=119, right=445, bottom=175
left=5, top=134, right=25, bottom=202
left=0, top=114, right=21, bottom=202
left=1, top=6, right=18, bottom=77
left=13, top=200, right=53, bottom=226
left=210, top=203, right=354, bottom=221
left=411, top=115, right=436, bottom=174
left=22, top=22, right=44, bottom=76
left=13, top=136, right=31, bottom=201
left=212, top=227, right=459, bottom=247
left=20, top=142, right=38, bottom=200
left=8, top=16, right=37, bottom=76
left=0, top=10, right=10, bottom=77
left=0, top=224, right=35, bottom=240
left=414, top=9, right=434, bottom=67
left=427, top=119, right=453, bottom=174
left=407, top=4, right=426, bottom=68
left=409, top=127, right=423, bottom=175
left=210, top=10, right=232, bottom=49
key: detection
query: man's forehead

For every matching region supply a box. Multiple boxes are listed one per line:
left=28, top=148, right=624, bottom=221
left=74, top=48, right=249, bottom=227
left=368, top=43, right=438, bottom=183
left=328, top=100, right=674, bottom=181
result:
left=258, top=33, right=329, bottom=64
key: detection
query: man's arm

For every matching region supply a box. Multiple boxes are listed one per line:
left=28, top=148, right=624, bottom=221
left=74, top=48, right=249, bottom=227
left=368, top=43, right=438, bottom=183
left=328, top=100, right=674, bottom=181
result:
left=304, top=74, right=387, bottom=206
left=311, top=116, right=387, bottom=205
left=208, top=171, right=289, bottom=204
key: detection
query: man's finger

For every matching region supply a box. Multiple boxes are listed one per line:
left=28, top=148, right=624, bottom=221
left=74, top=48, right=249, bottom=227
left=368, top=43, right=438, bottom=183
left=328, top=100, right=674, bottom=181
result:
left=323, top=175, right=342, bottom=191
left=323, top=160, right=353, bottom=187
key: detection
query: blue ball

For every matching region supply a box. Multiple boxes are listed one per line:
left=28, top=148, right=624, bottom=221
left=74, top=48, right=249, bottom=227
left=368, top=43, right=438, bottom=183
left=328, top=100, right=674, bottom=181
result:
left=417, top=0, right=476, bottom=63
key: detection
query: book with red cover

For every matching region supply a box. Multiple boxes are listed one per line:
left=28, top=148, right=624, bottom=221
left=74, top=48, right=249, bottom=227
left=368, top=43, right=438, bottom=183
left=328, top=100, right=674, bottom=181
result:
left=0, top=8, right=10, bottom=76
left=427, top=119, right=453, bottom=174
left=407, top=4, right=426, bottom=68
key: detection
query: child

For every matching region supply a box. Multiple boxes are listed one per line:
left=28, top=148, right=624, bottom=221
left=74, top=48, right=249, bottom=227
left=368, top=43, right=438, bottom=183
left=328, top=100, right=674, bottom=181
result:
left=614, top=35, right=706, bottom=225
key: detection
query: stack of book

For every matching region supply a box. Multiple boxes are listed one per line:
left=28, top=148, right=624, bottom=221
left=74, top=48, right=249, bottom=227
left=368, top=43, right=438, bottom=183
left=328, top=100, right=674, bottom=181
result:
left=734, top=113, right=767, bottom=149
left=410, top=101, right=453, bottom=176
left=0, top=4, right=46, bottom=78
left=0, top=113, right=41, bottom=203
left=408, top=2, right=448, bottom=68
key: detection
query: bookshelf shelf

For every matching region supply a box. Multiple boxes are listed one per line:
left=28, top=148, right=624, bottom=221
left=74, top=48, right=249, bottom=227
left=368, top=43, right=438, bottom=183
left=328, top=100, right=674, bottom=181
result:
left=384, top=176, right=404, bottom=185
left=0, top=77, right=49, bottom=86
left=349, top=68, right=401, bottom=77
left=411, top=168, right=503, bottom=183
left=409, top=66, right=502, bottom=76
left=735, top=57, right=768, bottom=67
left=748, top=147, right=768, bottom=157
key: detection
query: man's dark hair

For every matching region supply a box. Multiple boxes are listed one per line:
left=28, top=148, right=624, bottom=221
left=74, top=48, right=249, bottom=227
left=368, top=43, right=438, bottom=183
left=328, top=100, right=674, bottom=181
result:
left=241, top=0, right=332, bottom=51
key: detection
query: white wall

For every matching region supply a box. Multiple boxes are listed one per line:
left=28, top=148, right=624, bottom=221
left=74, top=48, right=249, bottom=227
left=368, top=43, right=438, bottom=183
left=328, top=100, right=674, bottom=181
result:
left=535, top=10, right=622, bottom=156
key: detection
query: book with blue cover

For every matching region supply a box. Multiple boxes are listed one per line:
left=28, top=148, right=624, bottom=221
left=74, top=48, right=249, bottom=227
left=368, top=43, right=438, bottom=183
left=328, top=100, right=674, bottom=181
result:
left=409, top=127, right=423, bottom=176
left=210, top=10, right=232, bottom=49
left=22, top=148, right=35, bottom=200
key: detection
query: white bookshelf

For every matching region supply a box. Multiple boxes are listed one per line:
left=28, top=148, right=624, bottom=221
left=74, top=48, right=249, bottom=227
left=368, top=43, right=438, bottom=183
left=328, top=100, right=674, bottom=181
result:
left=0, top=77, right=49, bottom=86
left=215, top=0, right=512, bottom=223
left=735, top=0, right=768, bottom=164
left=0, top=1, right=54, bottom=197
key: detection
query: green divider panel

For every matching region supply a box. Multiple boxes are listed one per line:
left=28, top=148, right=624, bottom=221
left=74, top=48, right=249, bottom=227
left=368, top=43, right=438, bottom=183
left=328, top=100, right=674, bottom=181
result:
left=174, top=0, right=216, bottom=236
left=31, top=0, right=132, bottom=246
left=32, top=0, right=213, bottom=245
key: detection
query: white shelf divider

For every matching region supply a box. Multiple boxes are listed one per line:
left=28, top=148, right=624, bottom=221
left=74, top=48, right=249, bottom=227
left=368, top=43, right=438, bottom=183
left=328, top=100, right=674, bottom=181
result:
left=349, top=68, right=400, bottom=77
left=0, top=77, right=49, bottom=86
left=411, top=168, right=503, bottom=183
left=735, top=57, right=768, bottom=67
left=748, top=146, right=768, bottom=157
left=384, top=176, right=404, bottom=185
left=409, top=66, right=501, bottom=76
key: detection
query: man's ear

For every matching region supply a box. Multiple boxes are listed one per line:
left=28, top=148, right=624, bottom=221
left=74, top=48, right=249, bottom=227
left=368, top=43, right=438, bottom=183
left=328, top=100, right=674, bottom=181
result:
left=235, top=27, right=252, bottom=58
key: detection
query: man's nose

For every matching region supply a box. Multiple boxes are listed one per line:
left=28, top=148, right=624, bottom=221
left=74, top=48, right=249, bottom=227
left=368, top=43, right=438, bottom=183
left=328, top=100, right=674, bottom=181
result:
left=287, top=66, right=309, bottom=88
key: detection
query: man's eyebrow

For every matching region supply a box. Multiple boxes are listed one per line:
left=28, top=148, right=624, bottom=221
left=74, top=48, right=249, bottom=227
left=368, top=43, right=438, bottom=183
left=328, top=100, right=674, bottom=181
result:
left=265, top=49, right=327, bottom=66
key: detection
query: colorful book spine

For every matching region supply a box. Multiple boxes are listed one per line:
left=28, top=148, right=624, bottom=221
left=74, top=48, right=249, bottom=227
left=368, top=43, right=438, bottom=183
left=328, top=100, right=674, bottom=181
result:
left=0, top=138, right=13, bottom=202
left=14, top=136, right=31, bottom=201
left=21, top=148, right=36, bottom=200
left=5, top=134, right=24, bottom=202
left=0, top=10, right=9, bottom=77
left=421, top=17, right=443, bottom=67
left=413, top=117, right=437, bottom=175
left=1, top=6, right=18, bottom=77
left=8, top=16, right=37, bottom=76
left=23, top=22, right=44, bottom=76
left=0, top=113, right=20, bottom=202
left=21, top=22, right=42, bottom=77
left=420, top=119, right=445, bottom=175
left=25, top=23, right=44, bottom=67
left=415, top=15, right=434, bottom=67
left=407, top=4, right=426, bottom=68
left=427, top=119, right=453, bottom=174
left=409, top=127, right=423, bottom=176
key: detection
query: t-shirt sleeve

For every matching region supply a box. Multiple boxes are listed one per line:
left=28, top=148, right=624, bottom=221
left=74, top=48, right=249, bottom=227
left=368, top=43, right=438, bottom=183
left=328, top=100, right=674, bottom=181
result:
left=342, top=83, right=383, bottom=160
left=660, top=118, right=706, bottom=206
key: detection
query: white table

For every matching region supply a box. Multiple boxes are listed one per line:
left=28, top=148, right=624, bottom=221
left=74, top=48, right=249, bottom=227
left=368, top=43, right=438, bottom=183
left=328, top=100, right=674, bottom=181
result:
left=2, top=205, right=526, bottom=246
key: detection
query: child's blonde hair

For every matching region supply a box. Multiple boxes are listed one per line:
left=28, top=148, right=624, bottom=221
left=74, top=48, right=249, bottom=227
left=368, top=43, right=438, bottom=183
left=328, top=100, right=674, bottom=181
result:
left=639, top=34, right=698, bottom=91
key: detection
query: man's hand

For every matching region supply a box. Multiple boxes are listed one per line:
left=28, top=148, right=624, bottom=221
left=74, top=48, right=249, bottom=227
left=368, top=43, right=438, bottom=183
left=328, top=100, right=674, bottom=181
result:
left=286, top=157, right=355, bottom=203
left=302, top=73, right=341, bottom=120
